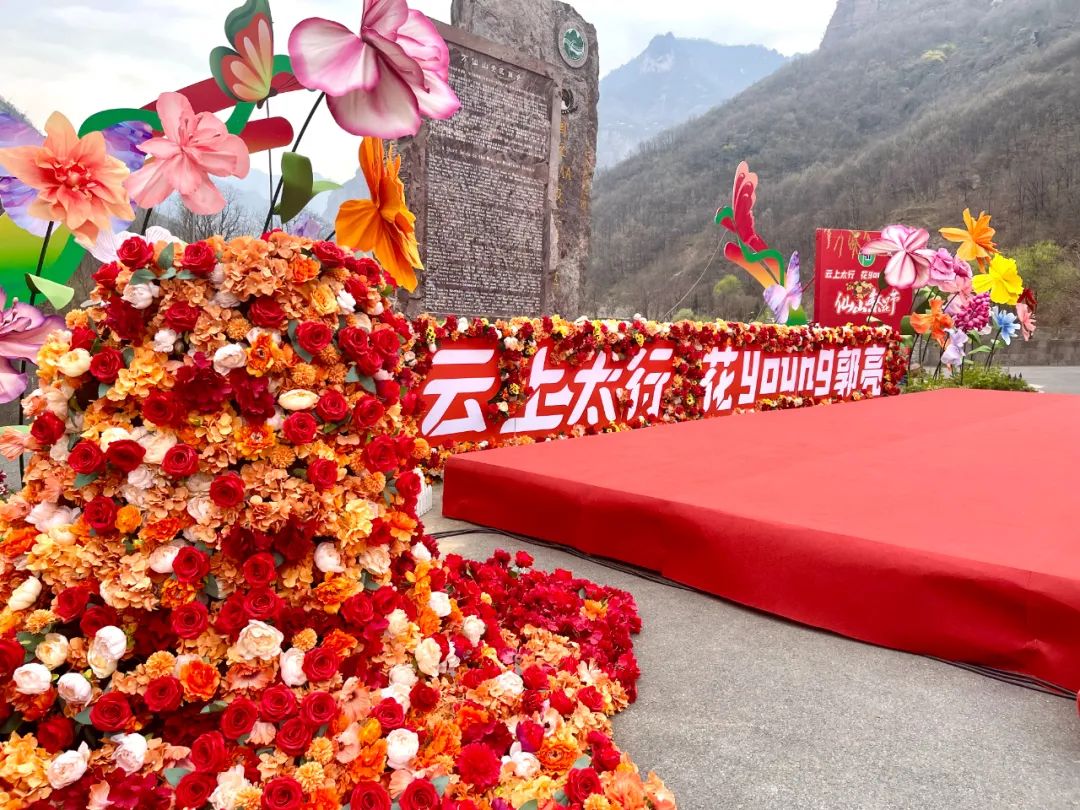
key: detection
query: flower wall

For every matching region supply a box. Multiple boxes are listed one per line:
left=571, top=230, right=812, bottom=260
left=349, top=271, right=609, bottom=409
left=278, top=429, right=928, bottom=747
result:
left=408, top=316, right=907, bottom=471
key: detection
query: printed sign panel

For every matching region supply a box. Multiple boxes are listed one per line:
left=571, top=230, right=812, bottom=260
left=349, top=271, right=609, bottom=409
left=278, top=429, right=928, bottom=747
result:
left=815, top=229, right=914, bottom=329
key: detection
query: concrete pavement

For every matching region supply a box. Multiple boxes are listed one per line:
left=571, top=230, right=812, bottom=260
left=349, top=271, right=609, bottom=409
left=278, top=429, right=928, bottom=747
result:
left=1008, top=366, right=1080, bottom=395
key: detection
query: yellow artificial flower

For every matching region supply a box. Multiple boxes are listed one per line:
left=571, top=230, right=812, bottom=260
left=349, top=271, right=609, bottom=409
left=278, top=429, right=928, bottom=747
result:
left=971, top=254, right=1023, bottom=305
left=940, top=209, right=997, bottom=267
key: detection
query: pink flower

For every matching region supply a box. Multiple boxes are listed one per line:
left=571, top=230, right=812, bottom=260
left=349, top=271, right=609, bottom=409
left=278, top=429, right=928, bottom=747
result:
left=0, top=289, right=64, bottom=403
left=288, top=0, right=460, bottom=138
left=862, top=225, right=933, bottom=290
left=1016, top=302, right=1037, bottom=341
left=124, top=93, right=250, bottom=215
left=932, top=250, right=973, bottom=295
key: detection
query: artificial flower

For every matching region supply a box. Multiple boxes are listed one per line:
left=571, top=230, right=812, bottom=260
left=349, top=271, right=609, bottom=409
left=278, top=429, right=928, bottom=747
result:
left=971, top=254, right=1023, bottom=305
left=124, top=92, right=250, bottom=215
left=990, top=306, right=1021, bottom=346
left=909, top=298, right=954, bottom=348
left=336, top=137, right=422, bottom=289
left=861, top=225, right=932, bottom=289
left=0, top=290, right=64, bottom=403
left=940, top=329, right=967, bottom=374
left=1016, top=301, right=1037, bottom=341
left=940, top=208, right=997, bottom=267
left=0, top=111, right=134, bottom=246
left=288, top=0, right=460, bottom=138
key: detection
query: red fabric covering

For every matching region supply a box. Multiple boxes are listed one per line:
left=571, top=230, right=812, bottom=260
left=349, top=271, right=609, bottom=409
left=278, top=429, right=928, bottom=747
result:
left=444, top=389, right=1080, bottom=689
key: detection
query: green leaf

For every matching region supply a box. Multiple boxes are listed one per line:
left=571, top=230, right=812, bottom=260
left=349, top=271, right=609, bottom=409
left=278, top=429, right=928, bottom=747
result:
left=359, top=376, right=377, bottom=394
left=519, top=803, right=539, bottom=810
left=345, top=367, right=361, bottom=384
left=205, top=575, right=222, bottom=600
left=74, top=707, right=93, bottom=725
left=312, top=180, right=343, bottom=194
left=200, top=700, right=228, bottom=714
left=294, top=344, right=314, bottom=363
left=2, top=424, right=29, bottom=434
left=163, top=767, right=189, bottom=787
left=157, top=243, right=175, bottom=272
left=784, top=307, right=809, bottom=327
left=128, top=268, right=157, bottom=285
left=122, top=347, right=135, bottom=364
left=275, top=152, right=316, bottom=224
left=900, top=316, right=915, bottom=336
left=74, top=472, right=99, bottom=488
left=553, top=789, right=569, bottom=805
left=572, top=755, right=592, bottom=769
left=98, top=383, right=111, bottom=398
left=432, top=775, right=450, bottom=796
left=174, top=269, right=197, bottom=280
left=25, top=275, right=75, bottom=309
left=17, top=632, right=44, bottom=654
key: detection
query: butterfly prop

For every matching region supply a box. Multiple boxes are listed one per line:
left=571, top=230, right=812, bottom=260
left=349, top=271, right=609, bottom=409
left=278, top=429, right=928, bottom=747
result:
left=763, top=252, right=808, bottom=326
left=715, top=161, right=787, bottom=291
left=210, top=0, right=278, bottom=105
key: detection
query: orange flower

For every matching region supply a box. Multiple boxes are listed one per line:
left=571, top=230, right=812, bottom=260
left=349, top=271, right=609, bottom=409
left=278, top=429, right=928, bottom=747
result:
left=179, top=658, right=220, bottom=701
left=0, top=112, right=134, bottom=247
left=335, top=138, right=422, bottom=291
left=349, top=739, right=387, bottom=781
left=940, top=209, right=997, bottom=268
left=114, top=505, right=142, bottom=535
left=538, top=736, right=579, bottom=772
left=909, top=297, right=954, bottom=348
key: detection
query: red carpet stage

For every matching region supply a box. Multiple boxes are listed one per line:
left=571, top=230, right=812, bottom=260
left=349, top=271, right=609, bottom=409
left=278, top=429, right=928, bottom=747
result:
left=444, top=389, right=1080, bottom=689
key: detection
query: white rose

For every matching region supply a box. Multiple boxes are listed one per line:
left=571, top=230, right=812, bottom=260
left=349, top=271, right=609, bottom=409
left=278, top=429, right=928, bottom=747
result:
left=151, top=329, right=178, bottom=353
left=414, top=637, right=442, bottom=678
left=94, top=626, right=129, bottom=661
left=462, top=615, right=486, bottom=646
left=210, top=765, right=251, bottom=810
left=209, top=265, right=225, bottom=287
left=213, top=344, right=247, bottom=375
left=278, top=389, right=318, bottom=411
left=357, top=546, right=391, bottom=576
left=444, top=641, right=460, bottom=671
left=138, top=431, right=177, bottom=465
left=380, top=682, right=411, bottom=710
left=354, top=313, right=373, bottom=332
left=121, top=282, right=160, bottom=309
left=148, top=544, right=181, bottom=574
left=411, top=542, right=432, bottom=562
left=126, top=465, right=155, bottom=489
left=385, top=728, right=419, bottom=770
left=186, top=472, right=213, bottom=494
left=337, top=289, right=357, bottom=313
left=57, top=672, right=93, bottom=705
left=49, top=441, right=70, bottom=464
left=212, top=290, right=241, bottom=308
left=7, top=576, right=42, bottom=611
left=492, top=670, right=524, bottom=698
left=187, top=494, right=214, bottom=523
left=389, top=664, right=418, bottom=689
left=279, top=648, right=308, bottom=686
left=98, top=427, right=132, bottom=449
left=36, top=633, right=70, bottom=670
left=234, top=621, right=284, bottom=661
left=56, top=348, right=92, bottom=377
left=88, top=647, right=118, bottom=679
left=507, top=749, right=541, bottom=779
left=42, top=385, right=72, bottom=417
left=47, top=743, right=90, bottom=789
left=428, top=591, right=451, bottom=618
left=314, top=542, right=345, bottom=574
left=14, top=663, right=52, bottom=694
left=503, top=337, right=521, bottom=352
left=386, top=608, right=410, bottom=639
left=111, top=733, right=147, bottom=774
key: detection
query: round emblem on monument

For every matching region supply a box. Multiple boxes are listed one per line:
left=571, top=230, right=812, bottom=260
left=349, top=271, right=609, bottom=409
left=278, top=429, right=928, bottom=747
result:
left=559, top=23, right=589, bottom=68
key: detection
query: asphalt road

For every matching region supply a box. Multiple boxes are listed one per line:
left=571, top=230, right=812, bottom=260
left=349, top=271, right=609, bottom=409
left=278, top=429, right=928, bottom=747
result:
left=427, top=488, right=1080, bottom=810
left=1008, top=366, right=1080, bottom=395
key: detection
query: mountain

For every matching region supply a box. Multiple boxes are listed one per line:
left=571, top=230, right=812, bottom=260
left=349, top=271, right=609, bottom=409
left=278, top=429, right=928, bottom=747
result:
left=597, top=35, right=788, bottom=169
left=587, top=0, right=1080, bottom=321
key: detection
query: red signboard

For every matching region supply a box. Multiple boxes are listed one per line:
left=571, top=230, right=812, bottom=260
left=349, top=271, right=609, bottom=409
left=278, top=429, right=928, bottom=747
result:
left=814, top=229, right=914, bottom=330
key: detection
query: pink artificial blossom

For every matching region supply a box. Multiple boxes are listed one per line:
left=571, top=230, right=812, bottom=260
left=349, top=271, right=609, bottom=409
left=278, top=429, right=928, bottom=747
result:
left=124, top=92, right=250, bottom=215
left=861, top=225, right=933, bottom=290
left=288, top=0, right=461, bottom=138
left=1016, top=302, right=1037, bottom=341
left=0, top=290, right=64, bottom=403
left=934, top=251, right=973, bottom=295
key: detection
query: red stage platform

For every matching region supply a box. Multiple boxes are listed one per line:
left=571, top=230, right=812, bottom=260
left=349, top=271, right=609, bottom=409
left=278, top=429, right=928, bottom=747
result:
left=444, top=389, right=1080, bottom=689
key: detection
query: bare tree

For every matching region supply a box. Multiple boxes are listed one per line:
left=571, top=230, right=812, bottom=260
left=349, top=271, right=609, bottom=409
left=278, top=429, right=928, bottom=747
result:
left=161, top=187, right=259, bottom=243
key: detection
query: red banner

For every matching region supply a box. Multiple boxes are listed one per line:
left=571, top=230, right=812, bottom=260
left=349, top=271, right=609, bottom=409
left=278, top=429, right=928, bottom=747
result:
left=815, top=229, right=913, bottom=330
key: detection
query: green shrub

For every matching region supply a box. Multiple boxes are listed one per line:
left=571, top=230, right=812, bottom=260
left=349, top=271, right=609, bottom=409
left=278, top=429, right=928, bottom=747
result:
left=903, top=366, right=1036, bottom=393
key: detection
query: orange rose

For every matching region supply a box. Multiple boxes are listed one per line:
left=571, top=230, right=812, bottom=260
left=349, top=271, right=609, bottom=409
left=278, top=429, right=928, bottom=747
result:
left=322, top=629, right=358, bottom=657
left=114, top=505, right=142, bottom=535
left=287, top=256, right=321, bottom=284
left=179, top=659, right=220, bottom=702
left=538, top=737, right=579, bottom=772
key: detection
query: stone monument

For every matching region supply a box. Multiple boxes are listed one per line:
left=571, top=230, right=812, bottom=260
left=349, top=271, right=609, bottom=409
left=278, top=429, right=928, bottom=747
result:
left=400, top=1, right=598, bottom=317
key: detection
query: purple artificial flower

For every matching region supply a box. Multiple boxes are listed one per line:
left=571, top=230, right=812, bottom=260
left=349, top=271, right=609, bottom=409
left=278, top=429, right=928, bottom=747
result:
left=101, top=121, right=154, bottom=172
left=287, top=212, right=324, bottom=240
left=940, top=328, right=968, bottom=374
left=0, top=289, right=64, bottom=403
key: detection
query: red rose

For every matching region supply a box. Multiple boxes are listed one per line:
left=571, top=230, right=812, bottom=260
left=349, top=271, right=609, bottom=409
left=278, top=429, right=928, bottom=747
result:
left=175, top=771, right=216, bottom=809
left=144, top=676, right=183, bottom=712
left=117, top=236, right=154, bottom=269
left=248, top=297, right=286, bottom=329
left=259, top=684, right=297, bottom=723
left=515, top=551, right=534, bottom=569
left=353, top=396, right=385, bottom=428
left=274, top=717, right=313, bottom=757
left=162, top=444, right=199, bottom=477
left=577, top=686, right=603, bottom=712
left=312, top=241, right=346, bottom=267
left=299, top=691, right=337, bottom=728
left=83, top=495, right=118, bottom=532
left=30, top=411, right=65, bottom=445
left=337, top=326, right=368, bottom=360
left=210, top=472, right=245, bottom=508
left=261, top=776, right=303, bottom=810
left=353, top=257, right=382, bottom=282
left=302, top=647, right=340, bottom=683
left=171, top=601, right=209, bottom=639
left=565, top=768, right=603, bottom=802
left=395, top=470, right=422, bottom=499
left=521, top=666, right=548, bottom=691
left=371, top=328, right=399, bottom=359
left=80, top=605, right=118, bottom=638
left=181, top=242, right=217, bottom=276
left=89, top=347, right=124, bottom=383
left=92, top=261, right=121, bottom=290
left=164, top=301, right=201, bottom=333
left=190, top=730, right=228, bottom=772
left=594, top=744, right=621, bottom=772
left=105, top=439, right=146, bottom=473
left=175, top=355, right=231, bottom=412
left=173, top=547, right=210, bottom=584
left=0, top=637, right=23, bottom=677
left=142, top=390, right=183, bottom=426
left=306, top=458, right=339, bottom=492
left=221, top=696, right=258, bottom=740
left=243, top=553, right=277, bottom=586
left=350, top=781, right=392, bottom=810
left=515, top=720, right=544, bottom=753
left=68, top=326, right=96, bottom=350
left=89, top=692, right=133, bottom=732
left=399, top=779, right=440, bottom=810
left=215, top=595, right=248, bottom=637
left=354, top=349, right=382, bottom=377
left=316, top=390, right=348, bottom=422
left=68, top=441, right=106, bottom=475
left=281, top=412, right=318, bottom=445
left=105, top=296, right=145, bottom=340
left=410, top=683, right=439, bottom=714
left=375, top=378, right=400, bottom=405
left=35, top=715, right=75, bottom=754
left=363, top=435, right=399, bottom=474
left=456, top=742, right=500, bottom=789
left=295, top=321, right=333, bottom=354
left=242, top=587, right=283, bottom=621
left=54, top=586, right=90, bottom=622
left=344, top=274, right=370, bottom=303
left=371, top=698, right=404, bottom=731
left=549, top=689, right=574, bottom=715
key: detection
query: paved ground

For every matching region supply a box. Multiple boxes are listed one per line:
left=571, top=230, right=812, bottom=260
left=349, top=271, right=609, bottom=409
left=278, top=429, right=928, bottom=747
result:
left=1008, top=366, right=1080, bottom=395
left=427, top=488, right=1080, bottom=810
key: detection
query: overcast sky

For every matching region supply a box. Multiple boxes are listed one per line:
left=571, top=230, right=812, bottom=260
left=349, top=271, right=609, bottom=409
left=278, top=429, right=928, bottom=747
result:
left=1, top=0, right=835, bottom=180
